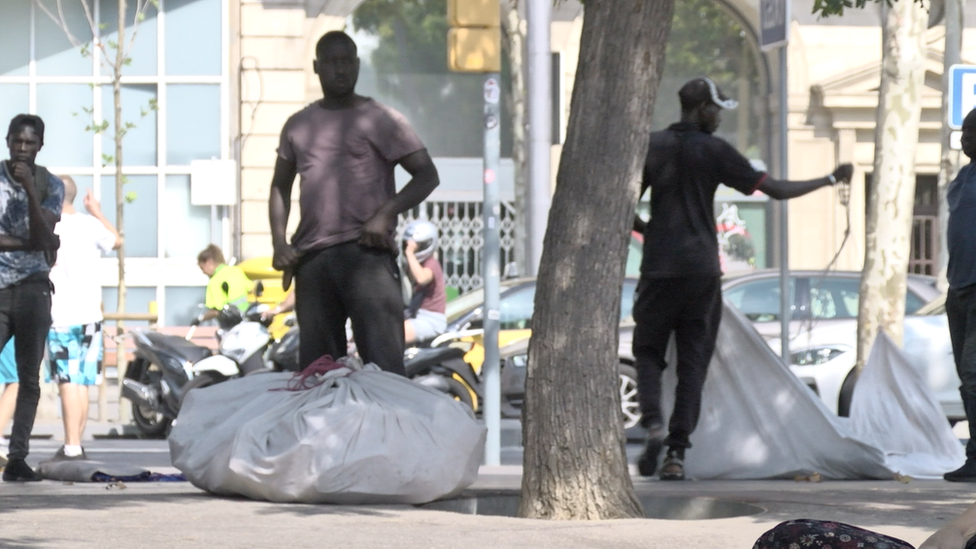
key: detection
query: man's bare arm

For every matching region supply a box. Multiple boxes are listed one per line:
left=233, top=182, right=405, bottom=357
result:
left=758, top=164, right=853, bottom=200
left=359, top=149, right=439, bottom=250
left=0, top=235, right=30, bottom=251
left=269, top=157, right=299, bottom=271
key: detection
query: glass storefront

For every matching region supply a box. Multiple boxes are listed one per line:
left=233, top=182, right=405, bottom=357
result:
left=0, top=0, right=229, bottom=325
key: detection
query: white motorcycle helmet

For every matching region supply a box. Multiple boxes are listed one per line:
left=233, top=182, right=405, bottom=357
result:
left=401, top=220, right=439, bottom=263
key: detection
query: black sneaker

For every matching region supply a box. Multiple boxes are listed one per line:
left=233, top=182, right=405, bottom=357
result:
left=51, top=446, right=88, bottom=461
left=659, top=447, right=685, bottom=481
left=945, top=459, right=976, bottom=482
left=2, top=459, right=42, bottom=482
left=637, top=425, right=666, bottom=477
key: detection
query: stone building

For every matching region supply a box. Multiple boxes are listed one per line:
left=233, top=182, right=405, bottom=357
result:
left=0, top=0, right=972, bottom=324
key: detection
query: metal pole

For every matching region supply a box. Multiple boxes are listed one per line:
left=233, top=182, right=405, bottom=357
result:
left=938, top=0, right=964, bottom=290
left=482, top=74, right=502, bottom=466
left=525, top=0, right=551, bottom=277
left=778, top=47, right=791, bottom=366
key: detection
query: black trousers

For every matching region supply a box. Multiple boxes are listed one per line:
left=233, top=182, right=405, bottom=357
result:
left=0, top=275, right=53, bottom=460
left=631, top=275, right=722, bottom=449
left=946, top=283, right=976, bottom=459
left=294, top=242, right=405, bottom=375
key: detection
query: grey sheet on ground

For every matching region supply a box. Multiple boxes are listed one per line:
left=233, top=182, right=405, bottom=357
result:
left=659, top=302, right=965, bottom=480
left=38, top=459, right=148, bottom=482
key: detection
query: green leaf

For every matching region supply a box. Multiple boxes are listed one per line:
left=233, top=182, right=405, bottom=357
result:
left=102, top=154, right=114, bottom=165
left=125, top=192, right=138, bottom=203
left=123, top=57, right=132, bottom=66
left=147, top=98, right=159, bottom=111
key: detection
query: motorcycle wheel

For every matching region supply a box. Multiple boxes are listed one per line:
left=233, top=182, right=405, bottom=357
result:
left=444, top=376, right=475, bottom=410
left=179, top=371, right=227, bottom=408
left=618, top=364, right=641, bottom=430
left=130, top=362, right=171, bottom=439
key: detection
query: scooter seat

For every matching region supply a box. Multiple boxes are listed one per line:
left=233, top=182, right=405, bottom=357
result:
left=143, top=332, right=213, bottom=364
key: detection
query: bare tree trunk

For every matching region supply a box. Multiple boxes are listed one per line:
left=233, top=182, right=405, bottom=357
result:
left=519, top=0, right=675, bottom=520
left=856, top=0, right=928, bottom=371
left=501, top=0, right=527, bottom=276
left=115, top=0, right=127, bottom=319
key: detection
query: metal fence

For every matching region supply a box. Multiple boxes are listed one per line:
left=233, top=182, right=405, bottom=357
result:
left=398, top=200, right=517, bottom=294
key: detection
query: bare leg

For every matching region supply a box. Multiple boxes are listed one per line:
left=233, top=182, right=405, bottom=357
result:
left=0, top=383, right=19, bottom=437
left=59, top=383, right=88, bottom=447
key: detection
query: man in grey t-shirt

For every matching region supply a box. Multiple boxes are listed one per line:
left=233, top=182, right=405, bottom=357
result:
left=269, top=31, right=439, bottom=375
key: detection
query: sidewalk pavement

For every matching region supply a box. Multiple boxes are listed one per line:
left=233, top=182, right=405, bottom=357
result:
left=8, top=383, right=974, bottom=548
left=0, top=465, right=973, bottom=548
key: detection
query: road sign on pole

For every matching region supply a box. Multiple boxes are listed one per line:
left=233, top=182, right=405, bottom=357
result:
left=948, top=64, right=976, bottom=129
left=760, top=0, right=790, bottom=51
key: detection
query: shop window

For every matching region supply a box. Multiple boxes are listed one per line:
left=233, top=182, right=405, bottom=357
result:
left=34, top=0, right=93, bottom=76
left=164, top=175, right=216, bottom=259
left=0, top=85, right=29, bottom=121
left=101, top=84, right=159, bottom=167
left=36, top=84, right=95, bottom=167
left=165, top=286, right=207, bottom=326
left=0, top=2, right=30, bottom=76
left=165, top=0, right=222, bottom=76
left=166, top=84, right=221, bottom=165
left=101, top=286, right=158, bottom=327
left=99, top=0, right=159, bottom=76
left=101, top=175, right=158, bottom=258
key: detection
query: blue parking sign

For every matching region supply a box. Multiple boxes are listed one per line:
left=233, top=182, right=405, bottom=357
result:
left=949, top=64, right=976, bottom=129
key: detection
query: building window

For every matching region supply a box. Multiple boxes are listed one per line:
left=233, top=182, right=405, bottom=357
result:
left=0, top=0, right=229, bottom=325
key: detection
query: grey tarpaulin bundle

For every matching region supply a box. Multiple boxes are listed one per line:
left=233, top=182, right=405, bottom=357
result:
left=660, top=302, right=965, bottom=480
left=169, top=357, right=486, bottom=504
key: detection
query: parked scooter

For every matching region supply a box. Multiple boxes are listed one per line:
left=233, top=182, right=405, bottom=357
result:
left=179, top=297, right=276, bottom=403
left=121, top=284, right=270, bottom=438
left=121, top=316, right=226, bottom=438
left=407, top=330, right=484, bottom=411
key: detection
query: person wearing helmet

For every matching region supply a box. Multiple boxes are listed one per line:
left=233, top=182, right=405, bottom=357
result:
left=632, top=77, right=853, bottom=481
left=401, top=220, right=446, bottom=344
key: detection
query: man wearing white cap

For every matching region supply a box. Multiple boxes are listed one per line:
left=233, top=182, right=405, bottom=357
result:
left=632, top=77, right=853, bottom=480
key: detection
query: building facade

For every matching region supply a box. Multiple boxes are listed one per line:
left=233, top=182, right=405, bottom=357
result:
left=0, top=0, right=972, bottom=325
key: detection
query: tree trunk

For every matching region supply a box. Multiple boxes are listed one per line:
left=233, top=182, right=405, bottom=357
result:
left=501, top=0, right=527, bottom=277
left=856, top=0, right=928, bottom=371
left=518, top=0, right=674, bottom=520
left=115, top=0, right=127, bottom=320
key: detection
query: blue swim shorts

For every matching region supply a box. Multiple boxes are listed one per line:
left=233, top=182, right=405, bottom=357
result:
left=47, top=322, right=102, bottom=386
left=0, top=338, right=15, bottom=384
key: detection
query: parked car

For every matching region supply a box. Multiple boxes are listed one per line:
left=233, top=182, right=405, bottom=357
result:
left=444, top=277, right=641, bottom=427
left=500, top=322, right=641, bottom=429
left=722, top=270, right=960, bottom=421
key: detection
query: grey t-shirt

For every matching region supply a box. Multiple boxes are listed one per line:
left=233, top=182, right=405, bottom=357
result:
left=277, top=98, right=425, bottom=252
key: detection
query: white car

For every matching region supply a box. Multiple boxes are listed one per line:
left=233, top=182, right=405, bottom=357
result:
left=722, top=271, right=962, bottom=421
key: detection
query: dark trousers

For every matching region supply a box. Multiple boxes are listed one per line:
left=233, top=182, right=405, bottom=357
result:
left=0, top=276, right=53, bottom=460
left=631, top=275, right=722, bottom=449
left=294, top=242, right=405, bottom=375
left=946, top=283, right=976, bottom=459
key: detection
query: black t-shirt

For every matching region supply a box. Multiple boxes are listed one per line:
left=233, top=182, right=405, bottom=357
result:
left=639, top=122, right=766, bottom=277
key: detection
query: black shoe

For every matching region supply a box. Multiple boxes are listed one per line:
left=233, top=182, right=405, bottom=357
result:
left=659, top=447, right=685, bottom=481
left=637, top=425, right=666, bottom=477
left=2, top=459, right=42, bottom=482
left=945, top=459, right=976, bottom=482
left=51, top=446, right=88, bottom=461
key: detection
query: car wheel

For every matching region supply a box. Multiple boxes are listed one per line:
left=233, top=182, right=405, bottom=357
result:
left=837, top=369, right=859, bottom=417
left=619, top=364, right=641, bottom=429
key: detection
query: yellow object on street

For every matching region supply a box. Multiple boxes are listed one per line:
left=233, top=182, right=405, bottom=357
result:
left=238, top=256, right=291, bottom=339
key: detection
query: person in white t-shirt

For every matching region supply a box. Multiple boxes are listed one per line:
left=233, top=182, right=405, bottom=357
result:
left=45, top=176, right=120, bottom=460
